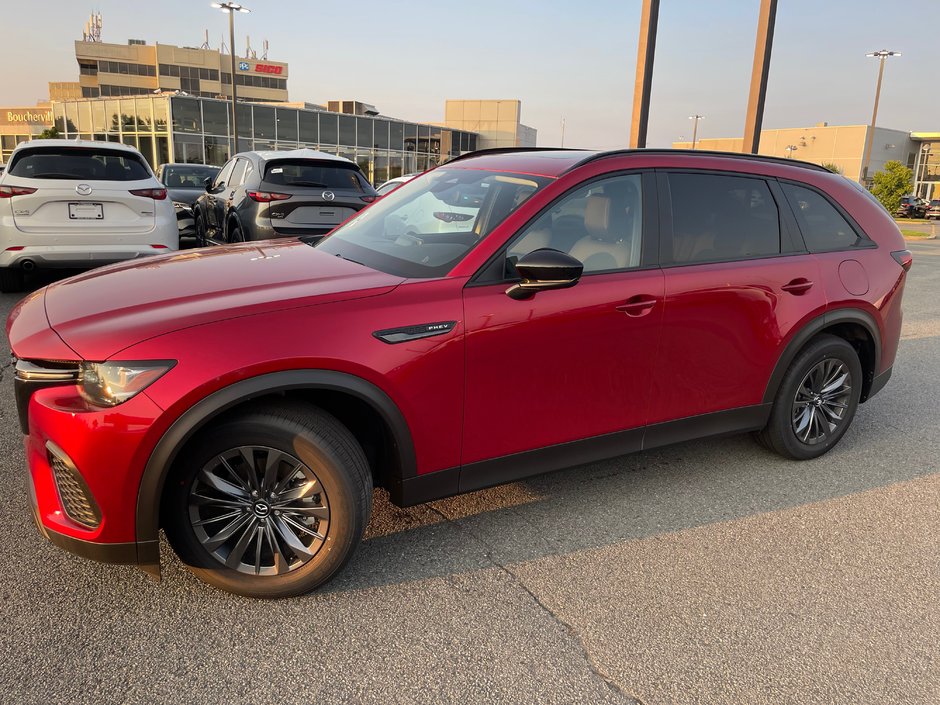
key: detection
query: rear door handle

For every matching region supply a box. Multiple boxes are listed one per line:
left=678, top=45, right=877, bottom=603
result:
left=782, top=278, right=814, bottom=295
left=616, top=295, right=657, bottom=317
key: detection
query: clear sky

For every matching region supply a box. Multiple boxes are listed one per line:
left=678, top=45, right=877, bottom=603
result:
left=3, top=0, right=938, bottom=148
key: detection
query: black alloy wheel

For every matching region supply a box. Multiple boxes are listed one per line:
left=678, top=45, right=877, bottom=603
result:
left=757, top=334, right=862, bottom=460
left=165, top=403, right=372, bottom=597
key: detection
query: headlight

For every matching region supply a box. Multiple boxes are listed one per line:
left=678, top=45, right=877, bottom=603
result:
left=79, top=361, right=175, bottom=407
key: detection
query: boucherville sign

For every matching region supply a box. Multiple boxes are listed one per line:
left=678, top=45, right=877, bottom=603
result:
left=2, top=109, right=54, bottom=126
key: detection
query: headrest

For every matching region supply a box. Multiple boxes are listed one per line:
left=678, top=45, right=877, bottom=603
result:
left=584, top=195, right=612, bottom=241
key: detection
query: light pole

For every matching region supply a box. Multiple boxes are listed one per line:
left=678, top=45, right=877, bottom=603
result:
left=211, top=2, right=250, bottom=154
left=861, top=49, right=900, bottom=185
left=785, top=145, right=798, bottom=159
left=689, top=114, right=704, bottom=150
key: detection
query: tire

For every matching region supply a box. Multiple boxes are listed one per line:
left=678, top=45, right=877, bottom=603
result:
left=194, top=213, right=208, bottom=248
left=228, top=222, right=245, bottom=243
left=0, top=267, right=25, bottom=293
left=757, top=334, right=862, bottom=460
left=164, top=402, right=372, bottom=598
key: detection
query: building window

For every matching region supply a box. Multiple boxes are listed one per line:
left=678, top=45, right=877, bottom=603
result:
left=338, top=115, right=355, bottom=147
left=171, top=97, right=202, bottom=133
left=79, top=61, right=98, bottom=76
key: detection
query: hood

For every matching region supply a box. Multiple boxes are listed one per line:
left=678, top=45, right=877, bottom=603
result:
left=44, top=239, right=404, bottom=360
left=167, top=187, right=204, bottom=205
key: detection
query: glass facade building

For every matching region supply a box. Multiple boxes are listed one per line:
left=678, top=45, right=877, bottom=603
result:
left=52, top=96, right=479, bottom=185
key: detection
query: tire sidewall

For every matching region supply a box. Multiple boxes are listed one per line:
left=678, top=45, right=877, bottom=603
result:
left=770, top=336, right=863, bottom=460
left=165, top=416, right=366, bottom=598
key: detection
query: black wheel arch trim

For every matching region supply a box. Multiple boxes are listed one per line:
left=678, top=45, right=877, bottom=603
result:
left=762, top=308, right=882, bottom=405
left=134, top=369, right=417, bottom=560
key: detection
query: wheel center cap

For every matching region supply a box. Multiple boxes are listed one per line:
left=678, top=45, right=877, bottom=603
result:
left=253, top=501, right=271, bottom=518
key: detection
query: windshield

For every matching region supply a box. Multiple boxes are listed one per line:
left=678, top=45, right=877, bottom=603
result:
left=162, top=164, right=220, bottom=187
left=316, top=168, right=550, bottom=278
left=7, top=147, right=151, bottom=181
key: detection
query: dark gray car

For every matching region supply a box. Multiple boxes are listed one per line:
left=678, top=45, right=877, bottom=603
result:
left=156, top=163, right=221, bottom=237
left=193, top=149, right=376, bottom=246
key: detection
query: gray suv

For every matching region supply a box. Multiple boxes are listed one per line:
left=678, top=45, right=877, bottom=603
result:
left=193, top=149, right=377, bottom=245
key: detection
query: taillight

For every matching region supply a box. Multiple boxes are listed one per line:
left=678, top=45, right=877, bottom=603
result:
left=891, top=249, right=913, bottom=271
left=0, top=186, right=37, bottom=198
left=247, top=190, right=291, bottom=202
left=129, top=188, right=168, bottom=200
left=360, top=195, right=377, bottom=203
left=433, top=211, right=474, bottom=223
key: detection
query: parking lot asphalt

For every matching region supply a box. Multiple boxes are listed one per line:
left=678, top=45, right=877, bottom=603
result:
left=1, top=242, right=938, bottom=705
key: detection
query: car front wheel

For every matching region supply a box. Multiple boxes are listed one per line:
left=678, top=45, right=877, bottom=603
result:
left=194, top=212, right=208, bottom=248
left=758, top=334, right=862, bottom=460
left=164, top=402, right=372, bottom=597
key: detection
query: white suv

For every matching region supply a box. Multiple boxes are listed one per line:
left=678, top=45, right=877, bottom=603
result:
left=0, top=140, right=178, bottom=292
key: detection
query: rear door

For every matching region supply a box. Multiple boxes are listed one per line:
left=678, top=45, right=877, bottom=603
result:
left=5, top=146, right=158, bottom=240
left=261, top=159, right=372, bottom=236
left=648, top=169, right=825, bottom=426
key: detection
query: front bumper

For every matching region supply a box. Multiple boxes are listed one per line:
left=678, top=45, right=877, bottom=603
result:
left=21, top=384, right=164, bottom=577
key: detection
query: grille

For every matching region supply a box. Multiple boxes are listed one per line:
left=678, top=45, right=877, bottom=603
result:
left=48, top=447, right=101, bottom=529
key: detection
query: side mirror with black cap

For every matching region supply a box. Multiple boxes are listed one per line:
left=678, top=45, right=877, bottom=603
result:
left=505, top=248, right=584, bottom=300
left=204, top=177, right=214, bottom=191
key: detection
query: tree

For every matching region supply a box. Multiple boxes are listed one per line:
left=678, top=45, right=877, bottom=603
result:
left=870, top=160, right=912, bottom=214
left=820, top=162, right=843, bottom=175
left=37, top=127, right=60, bottom=139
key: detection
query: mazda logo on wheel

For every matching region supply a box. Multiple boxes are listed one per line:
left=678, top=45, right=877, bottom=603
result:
left=322, top=191, right=335, bottom=201
left=76, top=183, right=93, bottom=196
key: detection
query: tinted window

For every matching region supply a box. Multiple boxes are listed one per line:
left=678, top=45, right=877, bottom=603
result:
left=229, top=159, right=249, bottom=187
left=782, top=183, right=860, bottom=252
left=507, top=173, right=643, bottom=274
left=8, top=147, right=150, bottom=181
left=667, top=173, right=780, bottom=264
left=317, top=169, right=549, bottom=278
left=262, top=159, right=368, bottom=191
left=161, top=164, right=220, bottom=187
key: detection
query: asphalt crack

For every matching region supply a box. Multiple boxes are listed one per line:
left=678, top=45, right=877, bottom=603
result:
left=426, top=503, right=645, bottom=705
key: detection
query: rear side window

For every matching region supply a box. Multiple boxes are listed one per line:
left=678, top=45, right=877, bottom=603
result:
left=781, top=183, right=860, bottom=252
left=666, top=172, right=780, bottom=264
left=263, top=159, right=368, bottom=192
left=7, top=147, right=150, bottom=181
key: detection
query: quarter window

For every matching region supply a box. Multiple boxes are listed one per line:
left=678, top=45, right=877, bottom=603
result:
left=666, top=173, right=780, bottom=264
left=507, top=174, right=644, bottom=273
left=782, top=183, right=861, bottom=252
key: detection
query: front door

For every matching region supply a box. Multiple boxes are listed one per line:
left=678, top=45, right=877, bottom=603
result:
left=461, top=172, right=664, bottom=466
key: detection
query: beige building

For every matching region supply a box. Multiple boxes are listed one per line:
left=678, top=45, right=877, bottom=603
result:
left=673, top=123, right=924, bottom=185
left=444, top=99, right=537, bottom=148
left=73, top=39, right=288, bottom=103
left=1, top=106, right=55, bottom=163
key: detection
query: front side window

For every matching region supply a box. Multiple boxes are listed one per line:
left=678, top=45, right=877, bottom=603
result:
left=213, top=159, right=236, bottom=190
left=317, top=168, right=549, bottom=278
left=782, top=183, right=860, bottom=252
left=7, top=147, right=150, bottom=181
left=667, top=172, right=780, bottom=264
left=506, top=173, right=643, bottom=274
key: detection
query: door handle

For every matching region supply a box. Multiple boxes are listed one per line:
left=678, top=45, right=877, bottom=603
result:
left=782, top=278, right=814, bottom=295
left=616, top=295, right=657, bottom=317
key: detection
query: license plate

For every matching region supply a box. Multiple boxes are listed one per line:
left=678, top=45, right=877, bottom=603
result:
left=68, top=202, right=103, bottom=220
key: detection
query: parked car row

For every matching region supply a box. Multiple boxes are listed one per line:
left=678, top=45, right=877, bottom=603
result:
left=926, top=199, right=940, bottom=220
left=895, top=195, right=930, bottom=218
left=7, top=146, right=911, bottom=598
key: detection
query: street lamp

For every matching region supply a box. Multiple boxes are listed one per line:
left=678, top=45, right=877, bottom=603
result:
left=211, top=2, right=251, bottom=154
left=785, top=145, right=798, bottom=159
left=688, top=114, right=704, bottom=150
left=861, top=49, right=900, bottom=184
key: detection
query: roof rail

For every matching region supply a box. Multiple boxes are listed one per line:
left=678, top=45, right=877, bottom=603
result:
left=441, top=146, right=583, bottom=166
left=563, top=148, right=831, bottom=174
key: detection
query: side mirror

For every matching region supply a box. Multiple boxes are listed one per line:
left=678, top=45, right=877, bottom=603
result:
left=204, top=176, right=214, bottom=191
left=506, top=248, right=583, bottom=300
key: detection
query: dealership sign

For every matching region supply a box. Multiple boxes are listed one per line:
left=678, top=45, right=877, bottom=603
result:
left=3, top=109, right=54, bottom=126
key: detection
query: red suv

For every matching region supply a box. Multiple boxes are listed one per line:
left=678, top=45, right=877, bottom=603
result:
left=8, top=149, right=911, bottom=597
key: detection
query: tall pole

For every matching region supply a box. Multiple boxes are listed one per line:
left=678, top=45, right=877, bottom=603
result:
left=689, top=114, right=703, bottom=150
left=629, top=0, right=660, bottom=148
left=861, top=49, right=900, bottom=184
left=229, top=9, right=238, bottom=151
left=560, top=117, right=566, bottom=148
left=742, top=0, right=778, bottom=154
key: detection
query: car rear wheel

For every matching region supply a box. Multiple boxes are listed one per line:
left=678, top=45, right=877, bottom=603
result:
left=0, top=267, right=25, bottom=293
left=164, top=402, right=372, bottom=597
left=758, top=334, right=862, bottom=460
left=228, top=222, right=244, bottom=243
left=194, top=213, right=208, bottom=248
